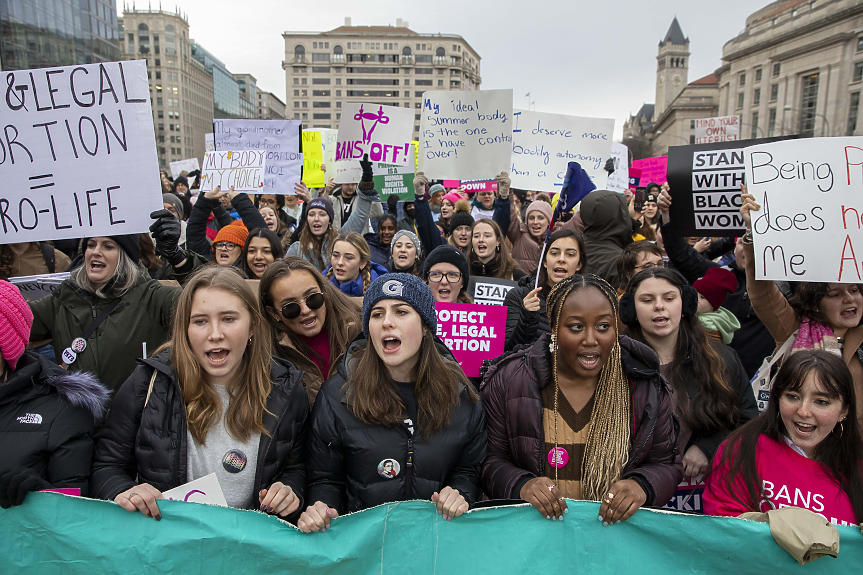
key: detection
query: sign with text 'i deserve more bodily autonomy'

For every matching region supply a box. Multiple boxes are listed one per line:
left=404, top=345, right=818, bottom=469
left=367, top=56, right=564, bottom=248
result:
left=0, top=60, right=162, bottom=242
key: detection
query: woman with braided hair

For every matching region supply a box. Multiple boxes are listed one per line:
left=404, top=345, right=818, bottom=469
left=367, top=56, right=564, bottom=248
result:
left=481, top=273, right=681, bottom=523
left=323, top=232, right=388, bottom=304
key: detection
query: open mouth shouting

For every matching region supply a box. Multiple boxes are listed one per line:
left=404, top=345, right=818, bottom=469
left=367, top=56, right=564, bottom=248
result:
left=551, top=266, right=569, bottom=280
left=652, top=315, right=670, bottom=328
left=381, top=335, right=401, bottom=354
left=205, top=348, right=230, bottom=367
left=89, top=259, right=106, bottom=273
left=840, top=306, right=859, bottom=321
left=578, top=352, right=601, bottom=371
left=252, top=262, right=268, bottom=275
left=792, top=421, right=817, bottom=438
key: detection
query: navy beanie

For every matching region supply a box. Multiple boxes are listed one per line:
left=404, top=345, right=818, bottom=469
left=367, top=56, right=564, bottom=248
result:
left=82, top=234, right=141, bottom=264
left=307, top=197, right=335, bottom=223
left=362, top=273, right=437, bottom=338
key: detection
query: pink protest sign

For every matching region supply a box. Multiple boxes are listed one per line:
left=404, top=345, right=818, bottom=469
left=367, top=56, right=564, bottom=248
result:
left=632, top=156, right=668, bottom=186
left=336, top=103, right=415, bottom=165
left=441, top=180, right=498, bottom=193
left=435, top=302, right=506, bottom=377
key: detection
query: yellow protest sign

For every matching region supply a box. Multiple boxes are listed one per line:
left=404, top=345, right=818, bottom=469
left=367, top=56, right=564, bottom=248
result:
left=412, top=140, right=419, bottom=171
left=302, top=130, right=325, bottom=188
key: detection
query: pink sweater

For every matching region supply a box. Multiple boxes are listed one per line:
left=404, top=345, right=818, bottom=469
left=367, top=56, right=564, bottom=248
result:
left=703, top=434, right=858, bottom=527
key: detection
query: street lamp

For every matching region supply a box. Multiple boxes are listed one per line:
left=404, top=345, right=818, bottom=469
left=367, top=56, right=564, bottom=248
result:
left=783, top=104, right=830, bottom=137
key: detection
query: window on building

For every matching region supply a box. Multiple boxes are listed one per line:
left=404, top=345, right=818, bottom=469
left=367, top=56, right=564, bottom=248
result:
left=755, top=68, right=762, bottom=82
left=751, top=112, right=759, bottom=138
left=301, top=90, right=307, bottom=97
left=404, top=91, right=410, bottom=97
left=858, top=37, right=863, bottom=52
left=799, top=73, right=820, bottom=136
left=754, top=88, right=761, bottom=106
left=302, top=113, right=308, bottom=120
left=737, top=93, right=745, bottom=109
left=294, top=90, right=299, bottom=96
left=312, top=67, right=330, bottom=73
left=415, top=79, right=432, bottom=86
left=770, top=84, right=779, bottom=101
left=690, top=120, right=695, bottom=129
left=312, top=53, right=330, bottom=62
left=336, top=90, right=341, bottom=97
left=336, top=102, right=341, bottom=108
left=313, top=102, right=331, bottom=108
left=848, top=92, right=860, bottom=135
left=739, top=73, right=746, bottom=86
left=416, top=68, right=432, bottom=74
left=854, top=62, right=863, bottom=83
left=313, top=90, right=330, bottom=96
left=415, top=102, right=422, bottom=108
left=302, top=101, right=308, bottom=108
left=438, top=80, right=444, bottom=87
left=294, top=113, right=300, bottom=120
left=772, top=63, right=780, bottom=77
left=294, top=45, right=305, bottom=60
left=313, top=113, right=331, bottom=119
left=293, top=102, right=300, bottom=109
left=313, top=42, right=317, bottom=49
left=689, top=135, right=695, bottom=144
left=313, top=78, right=331, bottom=85
left=301, top=78, right=307, bottom=85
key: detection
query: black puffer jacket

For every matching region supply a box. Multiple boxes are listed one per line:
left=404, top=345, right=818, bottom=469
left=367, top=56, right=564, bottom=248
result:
left=503, top=275, right=550, bottom=352
left=90, top=351, right=309, bottom=511
left=0, top=351, right=109, bottom=495
left=306, top=335, right=487, bottom=514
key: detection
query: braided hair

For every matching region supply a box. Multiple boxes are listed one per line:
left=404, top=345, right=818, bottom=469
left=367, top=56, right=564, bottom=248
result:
left=546, top=273, right=631, bottom=502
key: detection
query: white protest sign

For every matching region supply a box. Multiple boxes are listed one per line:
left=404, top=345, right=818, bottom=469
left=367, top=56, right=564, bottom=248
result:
left=606, top=142, right=630, bottom=193
left=694, top=116, right=740, bottom=144
left=321, top=128, right=338, bottom=173
left=200, top=151, right=266, bottom=193
left=419, top=89, right=513, bottom=180
left=336, top=103, right=414, bottom=165
left=468, top=276, right=517, bottom=305
left=0, top=60, right=161, bottom=243
left=204, top=133, right=215, bottom=152
left=510, top=110, right=614, bottom=193
left=169, top=158, right=200, bottom=179
left=9, top=272, right=70, bottom=301
left=163, top=473, right=228, bottom=507
left=744, top=137, right=863, bottom=282
left=332, top=160, right=362, bottom=184
left=213, top=120, right=302, bottom=195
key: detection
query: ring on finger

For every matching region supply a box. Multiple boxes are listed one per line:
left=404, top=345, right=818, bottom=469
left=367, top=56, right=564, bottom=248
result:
left=127, top=492, right=139, bottom=500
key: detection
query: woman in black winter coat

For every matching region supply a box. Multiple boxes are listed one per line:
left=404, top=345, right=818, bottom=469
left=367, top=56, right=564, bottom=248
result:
left=90, top=267, right=309, bottom=521
left=186, top=187, right=267, bottom=261
left=0, top=281, right=109, bottom=508
left=298, top=274, right=486, bottom=532
left=503, top=229, right=586, bottom=352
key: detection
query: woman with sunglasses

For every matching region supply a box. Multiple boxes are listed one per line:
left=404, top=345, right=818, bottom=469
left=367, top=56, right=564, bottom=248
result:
left=260, top=258, right=361, bottom=406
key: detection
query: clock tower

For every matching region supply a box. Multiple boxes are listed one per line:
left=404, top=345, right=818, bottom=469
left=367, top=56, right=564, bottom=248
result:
left=655, top=17, right=690, bottom=117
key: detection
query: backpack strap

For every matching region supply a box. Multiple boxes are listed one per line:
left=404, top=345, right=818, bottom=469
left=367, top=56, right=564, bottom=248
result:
left=39, top=242, right=55, bottom=274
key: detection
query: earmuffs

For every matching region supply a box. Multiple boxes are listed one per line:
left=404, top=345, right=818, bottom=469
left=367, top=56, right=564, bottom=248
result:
left=618, top=270, right=698, bottom=327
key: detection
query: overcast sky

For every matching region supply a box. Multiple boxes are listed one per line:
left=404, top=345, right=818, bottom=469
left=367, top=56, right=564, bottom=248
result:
left=138, top=0, right=761, bottom=139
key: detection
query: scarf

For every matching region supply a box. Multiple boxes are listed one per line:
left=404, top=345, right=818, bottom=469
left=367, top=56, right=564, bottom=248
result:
left=790, top=318, right=842, bottom=356
left=470, top=253, right=500, bottom=278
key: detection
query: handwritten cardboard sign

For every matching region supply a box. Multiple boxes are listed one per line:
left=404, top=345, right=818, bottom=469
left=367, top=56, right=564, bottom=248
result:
left=301, top=130, right=324, bottom=188
left=200, top=151, right=266, bottom=193
left=213, top=119, right=302, bottom=195
left=169, top=158, right=200, bottom=179
left=606, top=142, right=630, bottom=193
left=419, top=89, right=513, bottom=180
left=0, top=60, right=162, bottom=243
left=435, top=302, right=506, bottom=377
left=510, top=110, right=614, bottom=193
left=468, top=276, right=517, bottom=305
left=9, top=272, right=70, bottom=301
left=331, top=160, right=362, bottom=184
left=744, top=137, right=863, bottom=282
left=694, top=115, right=740, bottom=144
left=336, top=103, right=414, bottom=165
left=632, top=156, right=668, bottom=186
left=321, top=129, right=338, bottom=176
left=163, top=473, right=228, bottom=507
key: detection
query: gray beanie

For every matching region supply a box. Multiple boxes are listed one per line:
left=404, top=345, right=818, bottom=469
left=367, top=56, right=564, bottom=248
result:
left=162, top=193, right=185, bottom=219
left=362, top=273, right=437, bottom=338
left=391, top=229, right=422, bottom=256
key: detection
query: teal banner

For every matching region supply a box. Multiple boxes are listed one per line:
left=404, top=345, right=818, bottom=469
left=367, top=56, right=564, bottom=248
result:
left=2, top=494, right=861, bottom=574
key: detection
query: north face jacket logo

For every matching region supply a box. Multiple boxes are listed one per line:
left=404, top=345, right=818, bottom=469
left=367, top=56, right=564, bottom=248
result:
left=16, top=413, right=43, bottom=424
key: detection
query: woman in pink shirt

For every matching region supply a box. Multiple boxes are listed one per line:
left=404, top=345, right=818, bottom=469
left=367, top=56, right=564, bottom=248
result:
left=704, top=350, right=863, bottom=527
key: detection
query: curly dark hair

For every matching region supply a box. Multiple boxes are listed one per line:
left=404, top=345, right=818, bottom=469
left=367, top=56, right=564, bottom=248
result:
left=788, top=283, right=863, bottom=324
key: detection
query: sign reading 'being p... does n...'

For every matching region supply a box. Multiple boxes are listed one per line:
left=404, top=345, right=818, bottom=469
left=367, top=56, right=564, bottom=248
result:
left=665, top=137, right=794, bottom=237
left=0, top=60, right=162, bottom=243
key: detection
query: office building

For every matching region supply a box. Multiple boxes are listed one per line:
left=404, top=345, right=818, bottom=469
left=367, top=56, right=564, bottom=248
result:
left=258, top=90, right=287, bottom=120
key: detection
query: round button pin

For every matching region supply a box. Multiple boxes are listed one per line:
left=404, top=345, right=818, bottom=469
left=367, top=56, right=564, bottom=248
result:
left=71, top=337, right=87, bottom=353
left=548, top=447, right=569, bottom=469
left=377, top=458, right=400, bottom=479
left=222, top=449, right=247, bottom=473
left=61, top=348, right=77, bottom=365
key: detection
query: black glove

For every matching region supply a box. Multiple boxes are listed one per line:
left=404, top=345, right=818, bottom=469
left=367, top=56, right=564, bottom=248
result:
left=0, top=467, right=50, bottom=508
left=386, top=195, right=399, bottom=215
left=604, top=158, right=615, bottom=175
left=360, top=153, right=374, bottom=183
left=149, top=209, right=185, bottom=266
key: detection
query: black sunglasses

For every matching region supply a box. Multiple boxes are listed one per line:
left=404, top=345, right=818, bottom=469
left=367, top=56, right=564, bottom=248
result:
left=280, top=292, right=325, bottom=319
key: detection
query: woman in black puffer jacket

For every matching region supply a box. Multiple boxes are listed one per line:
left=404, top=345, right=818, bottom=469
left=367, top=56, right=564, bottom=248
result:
left=299, top=274, right=486, bottom=533
left=90, top=267, right=308, bottom=521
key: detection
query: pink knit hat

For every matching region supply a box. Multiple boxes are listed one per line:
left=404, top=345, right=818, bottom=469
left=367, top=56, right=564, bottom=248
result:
left=441, top=191, right=466, bottom=206
left=0, top=281, right=33, bottom=370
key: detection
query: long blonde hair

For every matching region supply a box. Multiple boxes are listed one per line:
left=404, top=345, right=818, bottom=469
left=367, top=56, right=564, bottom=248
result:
left=326, top=231, right=372, bottom=292
left=547, top=273, right=631, bottom=501
left=170, top=266, right=274, bottom=445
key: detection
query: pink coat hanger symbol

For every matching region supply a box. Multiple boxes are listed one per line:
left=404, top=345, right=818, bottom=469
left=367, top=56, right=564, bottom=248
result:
left=354, top=105, right=390, bottom=144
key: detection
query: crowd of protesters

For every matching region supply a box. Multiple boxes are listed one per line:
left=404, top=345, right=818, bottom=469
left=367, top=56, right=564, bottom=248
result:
left=0, top=155, right=860, bottom=537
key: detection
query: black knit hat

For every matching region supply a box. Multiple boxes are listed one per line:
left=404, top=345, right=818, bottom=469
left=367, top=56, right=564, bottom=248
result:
left=448, top=209, right=474, bottom=232
left=421, top=245, right=469, bottom=284
left=82, top=235, right=141, bottom=263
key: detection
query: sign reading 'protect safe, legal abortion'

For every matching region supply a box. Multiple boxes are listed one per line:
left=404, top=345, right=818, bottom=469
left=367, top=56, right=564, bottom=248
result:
left=0, top=60, right=162, bottom=242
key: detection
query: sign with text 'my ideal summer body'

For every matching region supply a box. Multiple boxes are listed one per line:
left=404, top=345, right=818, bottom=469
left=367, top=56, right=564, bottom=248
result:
left=335, top=103, right=414, bottom=166
left=745, top=137, right=863, bottom=282
left=510, top=110, right=614, bottom=193
left=434, top=302, right=506, bottom=377
left=419, top=89, right=513, bottom=181
left=213, top=119, right=302, bottom=195
left=0, top=60, right=162, bottom=243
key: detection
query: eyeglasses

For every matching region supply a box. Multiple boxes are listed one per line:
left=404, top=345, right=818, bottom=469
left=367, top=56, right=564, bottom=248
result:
left=259, top=198, right=277, bottom=207
left=213, top=242, right=239, bottom=251
left=280, top=292, right=325, bottom=319
left=634, top=261, right=668, bottom=271
left=428, top=271, right=462, bottom=283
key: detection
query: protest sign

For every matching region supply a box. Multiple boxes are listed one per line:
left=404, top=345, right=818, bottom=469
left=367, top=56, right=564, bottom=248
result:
left=213, top=119, right=302, bottom=195
left=665, top=138, right=792, bottom=237
left=606, top=142, right=630, bottom=193
left=434, top=302, right=506, bottom=377
left=510, top=110, right=614, bottom=193
left=336, top=103, right=414, bottom=165
left=9, top=273, right=70, bottom=301
left=200, top=151, right=266, bottom=194
left=321, top=129, right=338, bottom=174
left=372, top=145, right=416, bottom=200
left=694, top=115, right=740, bottom=144
left=163, top=473, right=228, bottom=507
left=412, top=139, right=419, bottom=170
left=442, top=179, right=498, bottom=193
left=632, top=156, right=668, bottom=186
left=169, top=158, right=200, bottom=179
left=6, top=495, right=862, bottom=575
left=419, top=89, right=513, bottom=180
left=629, top=167, right=642, bottom=192
left=744, top=137, right=863, bottom=282
left=302, top=130, right=325, bottom=188
left=0, top=61, right=162, bottom=243
left=662, top=475, right=705, bottom=514
left=331, top=160, right=362, bottom=184
left=468, top=276, right=517, bottom=305
left=204, top=134, right=215, bottom=152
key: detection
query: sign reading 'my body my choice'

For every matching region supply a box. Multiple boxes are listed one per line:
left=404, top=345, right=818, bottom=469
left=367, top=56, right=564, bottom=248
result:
left=510, top=110, right=614, bottom=193
left=744, top=137, right=863, bottom=283
left=0, top=60, right=162, bottom=242
left=419, top=89, right=513, bottom=180
left=200, top=151, right=266, bottom=193
left=213, top=119, right=302, bottom=195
